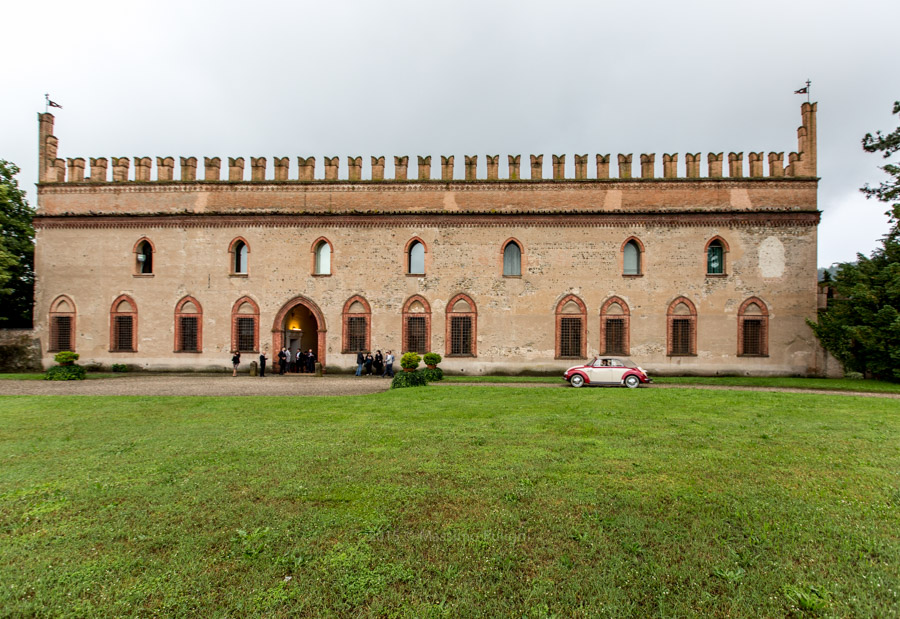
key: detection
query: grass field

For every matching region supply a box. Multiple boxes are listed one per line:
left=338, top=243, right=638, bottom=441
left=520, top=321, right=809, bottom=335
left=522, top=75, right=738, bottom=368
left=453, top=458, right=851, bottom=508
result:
left=1, top=388, right=898, bottom=617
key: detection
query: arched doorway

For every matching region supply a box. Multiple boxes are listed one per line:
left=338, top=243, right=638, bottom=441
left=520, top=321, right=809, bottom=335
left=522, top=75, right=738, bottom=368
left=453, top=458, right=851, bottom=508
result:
left=272, top=296, right=327, bottom=371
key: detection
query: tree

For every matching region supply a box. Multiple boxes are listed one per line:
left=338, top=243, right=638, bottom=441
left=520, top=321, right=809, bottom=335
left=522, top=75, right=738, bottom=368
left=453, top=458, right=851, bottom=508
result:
left=0, top=160, right=35, bottom=327
left=809, top=102, right=900, bottom=381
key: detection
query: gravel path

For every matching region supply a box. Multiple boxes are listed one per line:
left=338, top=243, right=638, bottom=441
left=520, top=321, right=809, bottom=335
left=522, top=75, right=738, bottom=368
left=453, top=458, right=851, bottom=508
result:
left=0, top=374, right=392, bottom=397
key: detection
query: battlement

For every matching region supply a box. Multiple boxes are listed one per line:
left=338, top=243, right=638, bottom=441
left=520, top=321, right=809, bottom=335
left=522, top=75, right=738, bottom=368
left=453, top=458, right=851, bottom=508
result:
left=37, top=104, right=817, bottom=185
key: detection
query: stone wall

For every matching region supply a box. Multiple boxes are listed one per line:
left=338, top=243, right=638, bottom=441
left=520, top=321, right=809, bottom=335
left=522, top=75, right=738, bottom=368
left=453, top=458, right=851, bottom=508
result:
left=0, top=329, right=42, bottom=372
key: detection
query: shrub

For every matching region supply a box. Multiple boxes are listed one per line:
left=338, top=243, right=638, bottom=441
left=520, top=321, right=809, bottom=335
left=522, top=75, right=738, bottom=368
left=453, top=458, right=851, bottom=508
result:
left=423, top=352, right=442, bottom=366
left=112, top=364, right=129, bottom=373
left=53, top=351, right=79, bottom=366
left=390, top=370, right=428, bottom=389
left=400, top=352, right=421, bottom=370
left=423, top=367, right=444, bottom=382
left=45, top=365, right=87, bottom=381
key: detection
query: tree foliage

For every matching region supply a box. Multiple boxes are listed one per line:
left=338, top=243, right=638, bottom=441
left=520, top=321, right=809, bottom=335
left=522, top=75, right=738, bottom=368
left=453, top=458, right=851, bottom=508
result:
left=0, top=161, right=35, bottom=327
left=810, top=102, right=900, bottom=381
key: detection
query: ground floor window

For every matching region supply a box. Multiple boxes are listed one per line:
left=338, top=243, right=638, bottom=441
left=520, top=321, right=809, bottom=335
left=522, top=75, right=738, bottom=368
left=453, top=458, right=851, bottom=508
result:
left=51, top=316, right=73, bottom=352
left=406, top=316, right=427, bottom=354
left=450, top=316, right=473, bottom=356
left=347, top=316, right=367, bottom=352
left=179, top=316, right=199, bottom=352
left=237, top=317, right=256, bottom=352
left=670, top=318, right=692, bottom=355
left=605, top=318, right=626, bottom=355
left=114, top=316, right=135, bottom=352
left=559, top=317, right=583, bottom=358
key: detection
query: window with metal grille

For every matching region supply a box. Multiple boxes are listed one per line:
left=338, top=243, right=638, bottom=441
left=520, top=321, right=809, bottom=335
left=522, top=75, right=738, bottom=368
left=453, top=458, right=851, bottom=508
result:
left=114, top=316, right=134, bottom=352
left=605, top=318, right=626, bottom=355
left=450, top=316, right=473, bottom=355
left=347, top=316, right=367, bottom=353
left=51, top=316, right=72, bottom=351
left=237, top=317, right=256, bottom=352
left=671, top=318, right=692, bottom=355
left=406, top=316, right=427, bottom=353
left=559, top=317, right=582, bottom=357
left=179, top=316, right=199, bottom=352
left=742, top=319, right=763, bottom=355
left=707, top=241, right=724, bottom=274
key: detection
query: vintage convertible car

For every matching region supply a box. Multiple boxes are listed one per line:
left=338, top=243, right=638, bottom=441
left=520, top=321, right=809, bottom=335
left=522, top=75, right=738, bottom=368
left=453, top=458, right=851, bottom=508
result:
left=563, top=357, right=651, bottom=388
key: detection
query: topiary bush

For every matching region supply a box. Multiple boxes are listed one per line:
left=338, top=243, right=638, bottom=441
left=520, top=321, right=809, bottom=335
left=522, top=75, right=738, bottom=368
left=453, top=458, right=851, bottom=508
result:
left=423, top=352, right=442, bottom=367
left=390, top=369, right=427, bottom=389
left=423, top=367, right=444, bottom=382
left=54, top=351, right=79, bottom=366
left=400, top=352, right=421, bottom=371
left=45, top=365, right=87, bottom=381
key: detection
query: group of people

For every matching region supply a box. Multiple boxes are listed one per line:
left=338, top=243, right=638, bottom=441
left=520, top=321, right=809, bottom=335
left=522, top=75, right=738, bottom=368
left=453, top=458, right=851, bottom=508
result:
left=356, top=350, right=394, bottom=378
left=229, top=348, right=317, bottom=377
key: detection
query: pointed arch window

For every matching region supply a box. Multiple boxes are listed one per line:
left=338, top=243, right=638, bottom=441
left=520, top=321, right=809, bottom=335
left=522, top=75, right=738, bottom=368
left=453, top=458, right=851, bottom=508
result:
left=49, top=295, right=76, bottom=352
left=231, top=296, right=260, bottom=353
left=446, top=293, right=477, bottom=357
left=706, top=237, right=729, bottom=275
left=738, top=297, right=769, bottom=356
left=230, top=238, right=249, bottom=275
left=556, top=294, right=587, bottom=359
left=175, top=296, right=203, bottom=353
left=407, top=239, right=426, bottom=275
left=622, top=238, right=643, bottom=276
left=110, top=295, right=138, bottom=352
left=402, top=295, right=431, bottom=354
left=134, top=238, right=154, bottom=275
left=502, top=240, right=522, bottom=277
left=600, top=296, right=630, bottom=356
left=667, top=297, right=697, bottom=356
left=313, top=238, right=332, bottom=275
left=341, top=295, right=371, bottom=354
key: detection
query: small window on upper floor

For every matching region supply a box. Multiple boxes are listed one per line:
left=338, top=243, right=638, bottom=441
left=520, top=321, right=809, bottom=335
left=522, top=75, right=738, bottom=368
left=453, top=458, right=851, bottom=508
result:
left=408, top=240, right=425, bottom=275
left=707, top=239, right=725, bottom=275
left=503, top=241, right=522, bottom=276
left=136, top=240, right=153, bottom=274
left=623, top=240, right=641, bottom=275
left=314, top=240, right=331, bottom=275
left=232, top=240, right=249, bottom=275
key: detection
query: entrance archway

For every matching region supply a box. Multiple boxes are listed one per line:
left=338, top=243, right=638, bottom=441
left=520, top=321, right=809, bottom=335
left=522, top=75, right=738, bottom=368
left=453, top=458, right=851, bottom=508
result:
left=272, top=296, right=327, bottom=371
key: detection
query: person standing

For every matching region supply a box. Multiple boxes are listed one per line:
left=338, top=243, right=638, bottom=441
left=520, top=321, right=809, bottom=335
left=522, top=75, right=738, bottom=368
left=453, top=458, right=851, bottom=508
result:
left=306, top=348, right=316, bottom=374
left=259, top=348, right=268, bottom=377
left=278, top=348, right=287, bottom=375
left=374, top=350, right=384, bottom=376
left=364, top=352, right=374, bottom=376
left=231, top=351, right=241, bottom=377
left=356, top=351, right=364, bottom=376
left=382, top=350, right=394, bottom=378
left=295, top=349, right=302, bottom=373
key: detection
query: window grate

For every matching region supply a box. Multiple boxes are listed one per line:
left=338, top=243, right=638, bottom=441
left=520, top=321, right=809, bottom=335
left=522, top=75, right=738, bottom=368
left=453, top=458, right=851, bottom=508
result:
left=179, top=316, right=199, bottom=352
left=605, top=318, right=626, bottom=355
left=671, top=318, right=692, bottom=355
left=114, top=316, right=134, bottom=352
left=742, top=319, right=763, bottom=355
left=559, top=317, right=582, bottom=357
left=51, top=316, right=72, bottom=351
left=450, top=316, right=472, bottom=355
left=347, top=316, right=367, bottom=352
left=406, top=316, right=427, bottom=353
left=237, top=317, right=256, bottom=352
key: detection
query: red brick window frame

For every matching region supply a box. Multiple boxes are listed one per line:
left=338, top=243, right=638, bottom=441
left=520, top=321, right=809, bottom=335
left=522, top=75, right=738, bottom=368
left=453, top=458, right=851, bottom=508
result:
left=705, top=236, right=730, bottom=276
left=500, top=238, right=524, bottom=278
left=110, top=294, right=138, bottom=353
left=620, top=237, right=644, bottom=277
left=48, top=294, right=76, bottom=352
left=341, top=295, right=371, bottom=354
left=229, top=237, right=250, bottom=276
left=667, top=296, right=697, bottom=356
left=311, top=237, right=333, bottom=276
left=402, top=295, right=431, bottom=354
left=599, top=296, right=630, bottom=356
left=737, top=296, right=769, bottom=357
left=445, top=293, right=477, bottom=357
left=231, top=296, right=260, bottom=353
left=133, top=237, right=155, bottom=276
left=174, top=296, right=203, bottom=353
left=405, top=237, right=428, bottom=276
left=555, top=294, right=587, bottom=359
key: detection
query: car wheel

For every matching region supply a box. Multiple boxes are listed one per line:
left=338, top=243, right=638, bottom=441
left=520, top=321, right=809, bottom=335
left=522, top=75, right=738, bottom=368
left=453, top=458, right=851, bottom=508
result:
left=570, top=374, right=585, bottom=388
left=624, top=375, right=640, bottom=389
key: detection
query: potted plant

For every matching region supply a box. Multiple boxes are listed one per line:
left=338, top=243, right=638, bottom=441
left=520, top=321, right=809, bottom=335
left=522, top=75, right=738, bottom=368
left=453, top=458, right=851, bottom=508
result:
left=400, top=352, right=421, bottom=372
left=423, top=352, right=442, bottom=369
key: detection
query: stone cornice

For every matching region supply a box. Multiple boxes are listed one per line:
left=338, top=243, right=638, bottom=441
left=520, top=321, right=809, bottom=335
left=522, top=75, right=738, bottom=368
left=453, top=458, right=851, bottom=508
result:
left=34, top=210, right=821, bottom=229
left=35, top=177, right=820, bottom=196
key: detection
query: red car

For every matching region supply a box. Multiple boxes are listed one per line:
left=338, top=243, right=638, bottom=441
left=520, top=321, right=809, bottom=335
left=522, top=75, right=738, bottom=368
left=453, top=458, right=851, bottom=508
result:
left=564, top=357, right=651, bottom=389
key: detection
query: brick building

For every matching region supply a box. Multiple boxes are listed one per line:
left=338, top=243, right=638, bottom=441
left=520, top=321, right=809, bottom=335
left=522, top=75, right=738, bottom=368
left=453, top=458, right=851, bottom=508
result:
left=33, top=104, right=824, bottom=375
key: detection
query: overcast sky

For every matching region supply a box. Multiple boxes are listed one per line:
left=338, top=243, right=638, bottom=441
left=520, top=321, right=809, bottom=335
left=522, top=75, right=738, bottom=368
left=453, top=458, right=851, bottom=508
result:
left=3, top=0, right=897, bottom=267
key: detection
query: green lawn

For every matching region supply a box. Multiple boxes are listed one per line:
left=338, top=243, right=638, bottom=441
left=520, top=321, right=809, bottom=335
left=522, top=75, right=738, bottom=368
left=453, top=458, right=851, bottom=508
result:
left=1, top=389, right=898, bottom=617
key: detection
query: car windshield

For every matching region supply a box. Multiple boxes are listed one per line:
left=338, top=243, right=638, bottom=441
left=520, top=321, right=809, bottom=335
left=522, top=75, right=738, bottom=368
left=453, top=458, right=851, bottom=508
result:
left=590, top=357, right=637, bottom=368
